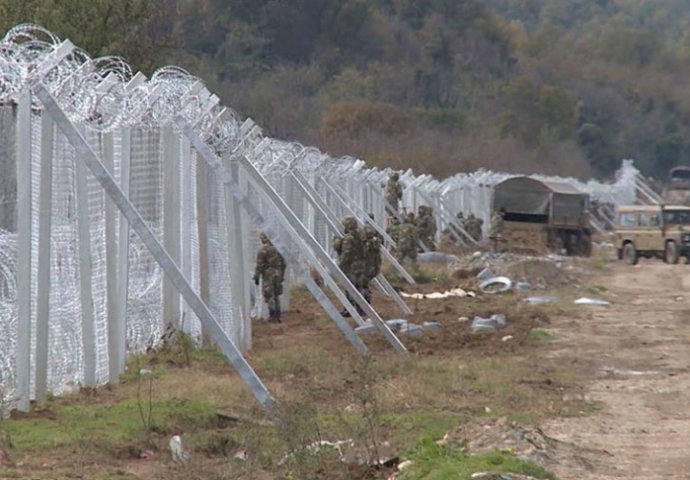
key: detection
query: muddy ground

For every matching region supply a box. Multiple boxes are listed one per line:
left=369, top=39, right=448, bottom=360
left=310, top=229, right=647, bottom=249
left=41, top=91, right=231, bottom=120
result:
left=257, top=251, right=690, bottom=479
left=2, top=249, right=690, bottom=479
left=542, top=257, right=690, bottom=480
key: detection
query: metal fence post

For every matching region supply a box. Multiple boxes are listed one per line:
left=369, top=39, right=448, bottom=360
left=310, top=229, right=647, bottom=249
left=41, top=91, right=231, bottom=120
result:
left=113, top=127, right=131, bottom=383
left=162, top=127, right=181, bottom=330
left=35, top=112, right=54, bottom=402
left=75, top=126, right=97, bottom=388
left=224, top=158, right=250, bottom=351
left=15, top=91, right=32, bottom=411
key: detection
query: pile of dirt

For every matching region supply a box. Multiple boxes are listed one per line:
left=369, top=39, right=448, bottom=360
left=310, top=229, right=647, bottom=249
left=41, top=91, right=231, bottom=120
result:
left=362, top=296, right=550, bottom=356
left=496, top=259, right=581, bottom=290
left=439, top=417, right=608, bottom=475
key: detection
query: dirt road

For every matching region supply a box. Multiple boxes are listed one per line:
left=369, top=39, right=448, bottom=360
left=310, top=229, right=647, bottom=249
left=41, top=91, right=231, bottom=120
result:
left=544, top=260, right=690, bottom=480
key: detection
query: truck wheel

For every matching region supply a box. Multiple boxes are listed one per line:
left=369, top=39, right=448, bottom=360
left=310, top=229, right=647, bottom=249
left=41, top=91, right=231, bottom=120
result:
left=623, top=243, right=638, bottom=265
left=665, top=241, right=679, bottom=264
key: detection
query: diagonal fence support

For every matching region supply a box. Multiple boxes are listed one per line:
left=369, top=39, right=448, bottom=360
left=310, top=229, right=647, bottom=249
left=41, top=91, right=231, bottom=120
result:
left=317, top=176, right=416, bottom=285
left=176, top=117, right=407, bottom=353
left=175, top=120, right=371, bottom=355
left=231, top=154, right=407, bottom=354
left=290, top=169, right=413, bottom=315
left=437, top=196, right=479, bottom=246
left=33, top=83, right=277, bottom=412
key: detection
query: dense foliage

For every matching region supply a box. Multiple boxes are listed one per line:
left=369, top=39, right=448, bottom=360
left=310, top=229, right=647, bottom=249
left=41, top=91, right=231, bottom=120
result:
left=5, top=0, right=690, bottom=179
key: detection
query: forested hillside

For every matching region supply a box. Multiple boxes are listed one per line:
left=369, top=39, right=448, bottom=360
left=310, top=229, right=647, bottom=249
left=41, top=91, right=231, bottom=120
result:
left=4, top=0, right=690, bottom=179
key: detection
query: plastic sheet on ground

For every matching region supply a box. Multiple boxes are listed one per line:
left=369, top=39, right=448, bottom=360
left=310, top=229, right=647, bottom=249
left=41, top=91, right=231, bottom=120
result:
left=417, top=251, right=461, bottom=265
left=400, top=288, right=475, bottom=299
left=574, top=297, right=611, bottom=306
left=355, top=319, right=436, bottom=337
left=471, top=314, right=507, bottom=332
left=523, top=296, right=559, bottom=305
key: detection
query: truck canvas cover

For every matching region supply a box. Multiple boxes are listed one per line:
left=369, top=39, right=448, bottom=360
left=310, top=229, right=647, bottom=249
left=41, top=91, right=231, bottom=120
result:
left=493, top=176, right=587, bottom=225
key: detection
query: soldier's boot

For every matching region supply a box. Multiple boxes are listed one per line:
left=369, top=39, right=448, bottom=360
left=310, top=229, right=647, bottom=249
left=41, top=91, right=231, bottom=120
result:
left=270, top=307, right=281, bottom=323
left=274, top=296, right=282, bottom=323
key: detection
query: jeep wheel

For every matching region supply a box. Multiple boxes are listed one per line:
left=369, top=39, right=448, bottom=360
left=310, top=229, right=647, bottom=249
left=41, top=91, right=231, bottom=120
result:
left=665, top=241, right=679, bottom=264
left=623, top=243, right=638, bottom=265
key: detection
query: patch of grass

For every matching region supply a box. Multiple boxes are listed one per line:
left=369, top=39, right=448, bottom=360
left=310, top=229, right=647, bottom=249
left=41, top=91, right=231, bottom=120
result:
left=400, top=436, right=557, bottom=480
left=5, top=397, right=217, bottom=453
left=527, top=328, right=554, bottom=343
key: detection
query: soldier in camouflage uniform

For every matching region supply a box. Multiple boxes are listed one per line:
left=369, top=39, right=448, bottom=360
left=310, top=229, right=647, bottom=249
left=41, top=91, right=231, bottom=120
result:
left=386, top=216, right=401, bottom=255
left=333, top=216, right=367, bottom=316
left=465, top=213, right=483, bottom=242
left=253, top=232, right=287, bottom=323
left=362, top=214, right=383, bottom=289
left=396, top=212, right=419, bottom=264
left=385, top=173, right=403, bottom=213
left=489, top=209, right=505, bottom=252
left=416, top=205, right=437, bottom=251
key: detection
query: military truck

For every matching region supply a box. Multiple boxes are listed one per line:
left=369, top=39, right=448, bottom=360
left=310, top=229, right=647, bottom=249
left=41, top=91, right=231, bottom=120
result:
left=492, top=176, right=592, bottom=256
left=662, top=166, right=690, bottom=206
left=614, top=204, right=690, bottom=265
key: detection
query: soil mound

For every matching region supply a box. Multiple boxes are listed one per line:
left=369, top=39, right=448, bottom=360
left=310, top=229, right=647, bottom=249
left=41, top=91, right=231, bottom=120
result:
left=497, top=259, right=580, bottom=290
left=441, top=417, right=608, bottom=475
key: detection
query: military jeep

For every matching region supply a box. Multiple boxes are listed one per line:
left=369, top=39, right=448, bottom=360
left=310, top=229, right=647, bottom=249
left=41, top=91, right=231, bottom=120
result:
left=615, top=205, right=690, bottom=265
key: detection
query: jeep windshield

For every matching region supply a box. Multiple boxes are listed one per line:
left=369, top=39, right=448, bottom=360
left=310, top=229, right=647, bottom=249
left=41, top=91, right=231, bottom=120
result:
left=663, top=210, right=690, bottom=225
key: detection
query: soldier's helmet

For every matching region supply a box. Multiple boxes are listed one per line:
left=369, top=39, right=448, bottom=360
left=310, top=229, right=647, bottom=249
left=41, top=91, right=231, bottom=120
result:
left=259, top=232, right=270, bottom=244
left=457, top=211, right=464, bottom=219
left=342, top=216, right=358, bottom=233
left=406, top=212, right=415, bottom=223
left=390, top=172, right=399, bottom=181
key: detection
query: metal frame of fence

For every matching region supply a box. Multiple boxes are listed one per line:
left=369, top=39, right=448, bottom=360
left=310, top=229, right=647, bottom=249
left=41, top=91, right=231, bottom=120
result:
left=0, top=25, right=646, bottom=413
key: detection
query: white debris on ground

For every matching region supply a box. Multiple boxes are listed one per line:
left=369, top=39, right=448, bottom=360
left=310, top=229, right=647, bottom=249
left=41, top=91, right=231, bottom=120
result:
left=478, top=276, right=513, bottom=294
left=471, top=314, right=507, bottom=333
left=400, top=287, right=476, bottom=299
left=523, top=296, right=559, bottom=305
left=281, top=439, right=397, bottom=468
left=470, top=473, right=541, bottom=480
left=355, top=319, right=439, bottom=337
left=169, top=435, right=190, bottom=463
left=574, top=297, right=611, bottom=306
